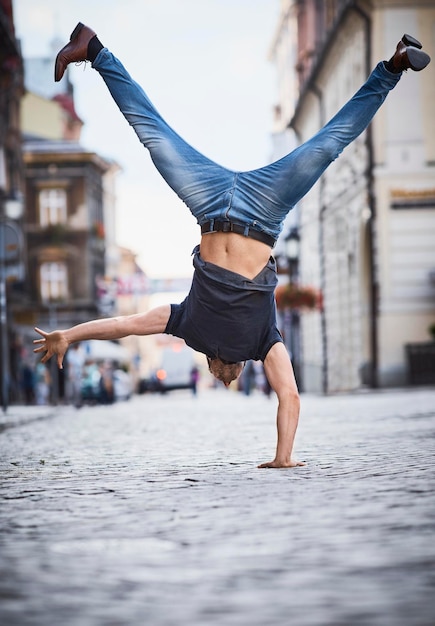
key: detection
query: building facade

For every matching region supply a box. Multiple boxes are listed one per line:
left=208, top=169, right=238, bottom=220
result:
left=13, top=45, right=123, bottom=402
left=270, top=0, right=435, bottom=392
left=22, top=139, right=112, bottom=328
left=0, top=0, right=25, bottom=407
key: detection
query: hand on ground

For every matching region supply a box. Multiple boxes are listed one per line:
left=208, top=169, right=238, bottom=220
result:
left=258, top=458, right=306, bottom=469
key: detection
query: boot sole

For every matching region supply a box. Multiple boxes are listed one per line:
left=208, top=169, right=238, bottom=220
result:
left=407, top=47, right=431, bottom=71
left=54, top=50, right=64, bottom=82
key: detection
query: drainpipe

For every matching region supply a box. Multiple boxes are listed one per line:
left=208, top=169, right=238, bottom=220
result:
left=309, top=84, right=328, bottom=394
left=353, top=4, right=378, bottom=388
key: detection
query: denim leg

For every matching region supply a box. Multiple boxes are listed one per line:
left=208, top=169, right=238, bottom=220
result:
left=92, top=51, right=401, bottom=241
left=235, top=62, right=401, bottom=234
left=92, top=48, right=235, bottom=223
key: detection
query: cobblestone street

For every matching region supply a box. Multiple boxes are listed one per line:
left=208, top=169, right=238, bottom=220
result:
left=0, top=387, right=434, bottom=626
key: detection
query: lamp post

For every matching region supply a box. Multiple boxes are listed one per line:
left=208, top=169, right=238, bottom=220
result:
left=284, top=228, right=302, bottom=389
left=285, top=228, right=300, bottom=282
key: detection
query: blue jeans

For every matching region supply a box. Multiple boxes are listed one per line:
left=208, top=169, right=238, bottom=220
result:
left=93, top=50, right=401, bottom=242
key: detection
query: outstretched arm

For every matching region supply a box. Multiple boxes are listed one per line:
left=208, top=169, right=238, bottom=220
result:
left=33, top=305, right=171, bottom=369
left=259, top=341, right=305, bottom=469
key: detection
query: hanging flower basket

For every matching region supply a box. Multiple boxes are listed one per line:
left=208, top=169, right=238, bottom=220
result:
left=92, top=221, right=106, bottom=239
left=275, top=283, right=322, bottom=311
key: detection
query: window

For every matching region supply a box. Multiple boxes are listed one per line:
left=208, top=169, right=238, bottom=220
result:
left=39, top=188, right=67, bottom=226
left=39, top=262, right=68, bottom=302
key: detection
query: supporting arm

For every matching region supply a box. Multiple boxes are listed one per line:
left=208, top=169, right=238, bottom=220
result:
left=259, top=341, right=305, bottom=468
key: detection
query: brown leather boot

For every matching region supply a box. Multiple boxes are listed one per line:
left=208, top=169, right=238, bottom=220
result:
left=387, top=35, right=431, bottom=73
left=54, top=22, right=96, bottom=82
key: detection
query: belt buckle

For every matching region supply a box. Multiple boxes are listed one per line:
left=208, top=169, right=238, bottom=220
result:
left=221, top=221, right=231, bottom=233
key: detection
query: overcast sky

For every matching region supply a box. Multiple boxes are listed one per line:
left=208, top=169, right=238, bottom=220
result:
left=13, top=0, right=280, bottom=278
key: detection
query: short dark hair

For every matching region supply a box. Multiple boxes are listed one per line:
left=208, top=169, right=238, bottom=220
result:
left=206, top=357, right=246, bottom=384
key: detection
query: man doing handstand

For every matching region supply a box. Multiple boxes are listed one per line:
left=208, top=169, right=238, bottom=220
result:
left=34, top=24, right=430, bottom=467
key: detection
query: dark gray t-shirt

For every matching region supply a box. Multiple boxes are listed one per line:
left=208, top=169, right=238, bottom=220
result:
left=165, top=246, right=282, bottom=362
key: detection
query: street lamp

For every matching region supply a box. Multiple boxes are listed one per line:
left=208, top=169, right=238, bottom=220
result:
left=5, top=190, right=24, bottom=220
left=284, top=227, right=301, bottom=390
left=285, top=228, right=300, bottom=282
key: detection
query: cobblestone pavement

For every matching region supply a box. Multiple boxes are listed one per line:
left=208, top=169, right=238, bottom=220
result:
left=0, top=387, right=434, bottom=626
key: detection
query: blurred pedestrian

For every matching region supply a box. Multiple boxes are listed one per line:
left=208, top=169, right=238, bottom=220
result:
left=190, top=365, right=200, bottom=396
left=35, top=363, right=50, bottom=406
left=241, top=360, right=255, bottom=396
left=20, top=362, right=35, bottom=405
left=98, top=362, right=114, bottom=405
left=66, top=343, right=85, bottom=408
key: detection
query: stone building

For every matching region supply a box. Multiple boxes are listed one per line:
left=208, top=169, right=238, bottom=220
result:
left=0, top=0, right=25, bottom=406
left=270, top=0, right=435, bottom=392
left=22, top=137, right=114, bottom=331
left=14, top=41, right=122, bottom=402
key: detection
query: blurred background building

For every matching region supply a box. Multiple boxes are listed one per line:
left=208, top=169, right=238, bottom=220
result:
left=270, top=0, right=435, bottom=392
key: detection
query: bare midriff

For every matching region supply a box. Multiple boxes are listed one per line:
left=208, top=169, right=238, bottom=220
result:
left=199, top=231, right=273, bottom=281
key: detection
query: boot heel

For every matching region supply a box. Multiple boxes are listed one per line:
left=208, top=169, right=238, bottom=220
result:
left=69, top=22, right=84, bottom=41
left=402, top=34, right=422, bottom=49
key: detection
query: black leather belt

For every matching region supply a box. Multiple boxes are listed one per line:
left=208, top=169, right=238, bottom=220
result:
left=200, top=220, right=275, bottom=247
